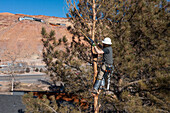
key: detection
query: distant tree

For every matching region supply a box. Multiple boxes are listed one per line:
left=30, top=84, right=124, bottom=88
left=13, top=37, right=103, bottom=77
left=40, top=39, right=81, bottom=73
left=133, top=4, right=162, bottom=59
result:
left=26, top=68, right=30, bottom=73
left=35, top=68, right=39, bottom=72
left=62, top=35, right=68, bottom=43
left=2, top=41, right=28, bottom=91
left=39, top=68, right=43, bottom=72
left=2, top=48, right=22, bottom=92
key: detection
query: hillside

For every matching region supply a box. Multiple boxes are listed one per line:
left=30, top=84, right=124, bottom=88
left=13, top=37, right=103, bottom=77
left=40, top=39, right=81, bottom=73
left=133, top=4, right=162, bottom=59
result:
left=0, top=12, right=72, bottom=63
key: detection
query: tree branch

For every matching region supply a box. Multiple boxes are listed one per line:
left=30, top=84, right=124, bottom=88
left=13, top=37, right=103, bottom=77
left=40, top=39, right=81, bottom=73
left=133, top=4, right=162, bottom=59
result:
left=41, top=102, right=57, bottom=113
left=73, top=1, right=91, bottom=31
left=120, top=77, right=155, bottom=92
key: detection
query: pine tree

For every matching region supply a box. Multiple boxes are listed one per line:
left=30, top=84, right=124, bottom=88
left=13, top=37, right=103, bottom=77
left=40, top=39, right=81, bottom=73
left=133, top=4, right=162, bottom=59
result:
left=23, top=0, right=169, bottom=112
left=96, top=0, right=169, bottom=112
left=67, top=0, right=170, bottom=112
left=23, top=27, right=95, bottom=112
left=41, top=27, right=94, bottom=94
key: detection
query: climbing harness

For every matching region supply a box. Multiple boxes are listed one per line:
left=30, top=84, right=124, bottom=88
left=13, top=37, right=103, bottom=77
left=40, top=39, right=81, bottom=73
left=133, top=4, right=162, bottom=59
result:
left=101, top=64, right=113, bottom=91
left=94, top=64, right=114, bottom=92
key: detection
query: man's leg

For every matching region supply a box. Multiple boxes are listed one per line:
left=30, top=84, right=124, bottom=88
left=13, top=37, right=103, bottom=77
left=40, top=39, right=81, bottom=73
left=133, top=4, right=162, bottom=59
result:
left=106, top=66, right=114, bottom=90
left=106, top=73, right=111, bottom=90
left=100, top=77, right=105, bottom=89
left=93, top=64, right=106, bottom=92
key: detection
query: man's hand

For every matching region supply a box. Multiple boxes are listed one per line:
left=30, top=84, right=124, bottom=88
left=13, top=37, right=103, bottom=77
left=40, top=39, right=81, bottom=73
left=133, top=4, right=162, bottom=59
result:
left=92, top=46, right=98, bottom=54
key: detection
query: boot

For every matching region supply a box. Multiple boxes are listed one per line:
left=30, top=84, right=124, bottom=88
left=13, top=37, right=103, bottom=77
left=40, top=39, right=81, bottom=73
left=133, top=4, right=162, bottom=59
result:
left=92, top=80, right=102, bottom=94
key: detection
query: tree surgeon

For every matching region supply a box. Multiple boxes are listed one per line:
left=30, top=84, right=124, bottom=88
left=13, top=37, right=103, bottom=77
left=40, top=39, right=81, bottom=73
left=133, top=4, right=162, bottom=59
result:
left=92, top=37, right=113, bottom=94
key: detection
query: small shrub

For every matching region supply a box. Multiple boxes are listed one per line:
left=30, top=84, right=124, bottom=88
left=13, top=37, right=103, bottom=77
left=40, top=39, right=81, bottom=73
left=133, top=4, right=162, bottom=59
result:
left=35, top=68, right=39, bottom=72
left=26, top=68, right=30, bottom=73
left=62, top=36, right=68, bottom=43
left=40, top=68, right=44, bottom=72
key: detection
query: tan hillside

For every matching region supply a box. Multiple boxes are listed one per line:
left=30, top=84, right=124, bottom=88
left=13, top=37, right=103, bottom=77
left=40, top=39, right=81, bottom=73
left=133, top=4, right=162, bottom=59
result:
left=0, top=12, right=72, bottom=63
left=0, top=12, right=15, bottom=16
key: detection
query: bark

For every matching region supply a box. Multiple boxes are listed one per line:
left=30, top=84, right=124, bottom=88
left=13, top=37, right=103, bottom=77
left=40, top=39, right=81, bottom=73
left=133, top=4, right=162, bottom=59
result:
left=91, top=1, right=99, bottom=113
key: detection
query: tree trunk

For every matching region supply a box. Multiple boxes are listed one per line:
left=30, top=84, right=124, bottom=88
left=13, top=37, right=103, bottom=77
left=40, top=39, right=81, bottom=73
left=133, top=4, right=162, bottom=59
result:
left=94, top=93, right=99, bottom=113
left=92, top=0, right=97, bottom=84
left=92, top=1, right=99, bottom=113
left=11, top=77, right=14, bottom=92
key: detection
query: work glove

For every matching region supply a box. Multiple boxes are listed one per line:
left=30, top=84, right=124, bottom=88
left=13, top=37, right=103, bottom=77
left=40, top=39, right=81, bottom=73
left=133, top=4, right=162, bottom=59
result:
left=92, top=43, right=96, bottom=47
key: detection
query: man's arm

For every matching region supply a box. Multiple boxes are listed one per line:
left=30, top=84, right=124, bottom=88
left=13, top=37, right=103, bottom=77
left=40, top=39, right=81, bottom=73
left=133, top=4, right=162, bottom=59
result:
left=97, top=43, right=103, bottom=49
left=92, top=46, right=104, bottom=54
left=95, top=39, right=103, bottom=49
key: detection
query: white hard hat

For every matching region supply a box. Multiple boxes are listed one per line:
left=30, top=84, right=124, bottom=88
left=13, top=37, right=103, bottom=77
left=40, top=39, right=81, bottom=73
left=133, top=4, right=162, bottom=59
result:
left=102, top=37, right=112, bottom=45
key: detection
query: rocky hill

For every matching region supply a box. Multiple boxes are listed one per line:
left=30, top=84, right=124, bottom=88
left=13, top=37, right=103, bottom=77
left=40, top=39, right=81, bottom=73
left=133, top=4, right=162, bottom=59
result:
left=0, top=12, right=72, bottom=64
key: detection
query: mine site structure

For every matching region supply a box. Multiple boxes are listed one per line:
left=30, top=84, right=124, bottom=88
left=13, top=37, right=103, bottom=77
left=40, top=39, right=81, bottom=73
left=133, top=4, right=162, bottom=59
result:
left=18, top=16, right=45, bottom=23
left=18, top=16, right=66, bottom=27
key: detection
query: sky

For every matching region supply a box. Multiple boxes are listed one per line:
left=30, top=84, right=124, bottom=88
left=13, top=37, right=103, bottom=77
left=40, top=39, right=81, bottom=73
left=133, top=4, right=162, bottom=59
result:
left=0, top=0, right=68, bottom=18
left=0, top=0, right=169, bottom=18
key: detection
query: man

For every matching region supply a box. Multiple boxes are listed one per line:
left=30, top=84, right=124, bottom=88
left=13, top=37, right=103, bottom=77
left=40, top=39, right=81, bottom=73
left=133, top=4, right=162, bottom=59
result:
left=92, top=37, right=113, bottom=94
